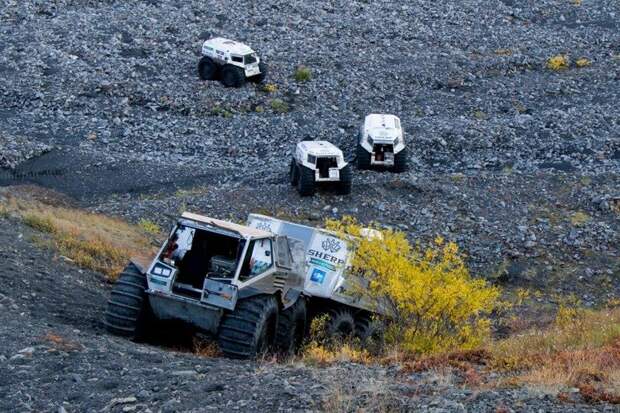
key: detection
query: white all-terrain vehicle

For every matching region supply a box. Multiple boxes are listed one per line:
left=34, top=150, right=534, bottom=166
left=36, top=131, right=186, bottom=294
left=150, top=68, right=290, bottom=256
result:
left=357, top=114, right=409, bottom=172
left=104, top=212, right=385, bottom=358
left=198, top=37, right=266, bottom=87
left=289, top=141, right=352, bottom=196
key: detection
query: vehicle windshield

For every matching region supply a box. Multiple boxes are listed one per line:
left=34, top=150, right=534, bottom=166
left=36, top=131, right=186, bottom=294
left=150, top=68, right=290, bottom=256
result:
left=160, top=224, right=245, bottom=287
left=244, top=53, right=258, bottom=64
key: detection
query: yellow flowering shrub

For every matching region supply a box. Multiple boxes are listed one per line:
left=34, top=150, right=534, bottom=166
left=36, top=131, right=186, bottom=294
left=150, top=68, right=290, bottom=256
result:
left=575, top=57, right=591, bottom=67
left=546, top=54, right=569, bottom=71
left=325, top=216, right=501, bottom=355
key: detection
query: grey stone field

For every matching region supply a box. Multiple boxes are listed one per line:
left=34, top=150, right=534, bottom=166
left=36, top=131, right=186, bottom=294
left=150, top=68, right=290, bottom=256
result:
left=0, top=0, right=618, bottom=411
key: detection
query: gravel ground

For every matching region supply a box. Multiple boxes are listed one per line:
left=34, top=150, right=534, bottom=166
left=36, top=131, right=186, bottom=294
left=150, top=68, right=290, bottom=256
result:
left=2, top=215, right=617, bottom=412
left=1, top=0, right=619, bottom=411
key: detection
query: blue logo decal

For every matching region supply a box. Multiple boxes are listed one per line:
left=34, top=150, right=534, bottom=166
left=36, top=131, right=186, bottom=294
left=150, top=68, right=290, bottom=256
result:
left=310, top=268, right=326, bottom=284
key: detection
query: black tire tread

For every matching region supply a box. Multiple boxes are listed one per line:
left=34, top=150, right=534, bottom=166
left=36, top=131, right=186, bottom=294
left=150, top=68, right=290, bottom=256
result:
left=104, top=263, right=151, bottom=339
left=356, top=142, right=371, bottom=170
left=325, top=308, right=355, bottom=340
left=297, top=164, right=315, bottom=197
left=337, top=164, right=352, bottom=195
left=198, top=56, right=218, bottom=80
left=275, top=297, right=307, bottom=355
left=289, top=158, right=299, bottom=186
left=393, top=147, right=409, bottom=172
left=220, top=64, right=245, bottom=88
left=217, top=295, right=278, bottom=359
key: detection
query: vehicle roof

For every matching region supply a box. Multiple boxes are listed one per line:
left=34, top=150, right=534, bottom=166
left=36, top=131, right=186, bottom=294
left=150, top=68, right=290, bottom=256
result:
left=363, top=114, right=402, bottom=139
left=297, top=140, right=343, bottom=157
left=203, top=37, right=255, bottom=55
left=181, top=212, right=272, bottom=238
left=364, top=113, right=401, bottom=130
left=248, top=213, right=383, bottom=241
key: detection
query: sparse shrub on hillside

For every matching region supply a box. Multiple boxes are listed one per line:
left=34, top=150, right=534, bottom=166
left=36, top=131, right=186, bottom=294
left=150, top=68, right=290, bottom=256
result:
left=0, top=204, right=9, bottom=219
left=270, top=98, right=289, bottom=113
left=262, top=83, right=278, bottom=93
left=210, top=106, right=233, bottom=118
left=301, top=315, right=371, bottom=366
left=138, top=218, right=161, bottom=235
left=294, top=66, right=312, bottom=82
left=570, top=211, right=591, bottom=227
left=494, top=48, right=513, bottom=56
left=324, top=216, right=501, bottom=356
left=546, top=54, right=569, bottom=71
left=193, top=337, right=222, bottom=358
left=23, top=214, right=57, bottom=233
left=576, top=57, right=592, bottom=67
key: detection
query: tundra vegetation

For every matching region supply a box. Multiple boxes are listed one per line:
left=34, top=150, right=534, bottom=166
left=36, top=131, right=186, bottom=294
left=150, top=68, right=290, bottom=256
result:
left=2, top=194, right=618, bottom=403
left=293, top=65, right=312, bottom=82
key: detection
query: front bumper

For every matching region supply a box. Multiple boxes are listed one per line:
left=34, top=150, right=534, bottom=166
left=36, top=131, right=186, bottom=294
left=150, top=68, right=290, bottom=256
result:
left=315, top=168, right=341, bottom=182
left=147, top=290, right=223, bottom=334
left=244, top=65, right=260, bottom=77
left=371, top=150, right=395, bottom=166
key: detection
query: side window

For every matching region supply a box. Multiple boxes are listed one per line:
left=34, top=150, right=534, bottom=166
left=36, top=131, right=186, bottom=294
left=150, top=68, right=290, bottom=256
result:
left=307, top=154, right=316, bottom=164
left=231, top=55, right=243, bottom=63
left=275, top=236, right=292, bottom=269
left=239, top=239, right=273, bottom=281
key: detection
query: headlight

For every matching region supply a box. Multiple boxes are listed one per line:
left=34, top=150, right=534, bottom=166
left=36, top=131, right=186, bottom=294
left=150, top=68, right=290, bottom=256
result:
left=152, top=263, right=173, bottom=277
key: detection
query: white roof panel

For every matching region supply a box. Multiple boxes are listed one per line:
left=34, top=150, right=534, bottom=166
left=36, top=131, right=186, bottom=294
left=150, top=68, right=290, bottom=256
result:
left=181, top=212, right=272, bottom=238
left=203, top=37, right=255, bottom=55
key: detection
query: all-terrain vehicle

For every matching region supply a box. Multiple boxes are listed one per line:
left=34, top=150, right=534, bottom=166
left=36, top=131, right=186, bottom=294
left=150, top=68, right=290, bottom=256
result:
left=198, top=37, right=267, bottom=87
left=357, top=114, right=409, bottom=172
left=289, top=141, right=352, bottom=196
left=105, top=212, right=307, bottom=358
left=105, top=212, right=385, bottom=358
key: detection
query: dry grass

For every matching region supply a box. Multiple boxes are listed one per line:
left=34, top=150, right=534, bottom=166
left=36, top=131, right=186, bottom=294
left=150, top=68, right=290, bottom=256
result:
left=575, top=57, right=591, bottom=67
left=41, top=332, right=83, bottom=352
left=192, top=337, right=222, bottom=358
left=321, top=380, right=396, bottom=413
left=570, top=211, right=591, bottom=227
left=261, top=83, right=278, bottom=93
left=300, top=342, right=372, bottom=367
left=138, top=218, right=161, bottom=235
left=490, top=307, right=620, bottom=400
left=1, top=189, right=154, bottom=281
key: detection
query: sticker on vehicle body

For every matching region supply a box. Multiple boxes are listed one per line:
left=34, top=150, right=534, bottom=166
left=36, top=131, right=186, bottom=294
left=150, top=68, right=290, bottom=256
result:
left=310, top=268, right=326, bottom=284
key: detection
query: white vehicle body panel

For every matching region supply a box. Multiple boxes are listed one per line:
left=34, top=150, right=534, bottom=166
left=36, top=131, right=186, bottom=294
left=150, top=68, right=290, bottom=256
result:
left=294, top=141, right=347, bottom=181
left=201, top=37, right=262, bottom=77
left=360, top=114, right=405, bottom=165
left=247, top=214, right=383, bottom=314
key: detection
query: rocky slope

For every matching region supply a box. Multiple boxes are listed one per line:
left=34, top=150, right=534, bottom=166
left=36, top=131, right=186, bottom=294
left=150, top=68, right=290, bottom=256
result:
left=2, top=215, right=615, bottom=412
left=0, top=0, right=619, bottom=411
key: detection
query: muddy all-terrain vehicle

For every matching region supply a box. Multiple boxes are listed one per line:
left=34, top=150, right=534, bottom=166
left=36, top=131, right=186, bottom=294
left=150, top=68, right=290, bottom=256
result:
left=105, top=212, right=386, bottom=358
left=289, top=141, right=352, bottom=196
left=104, top=212, right=308, bottom=358
left=357, top=114, right=409, bottom=172
left=198, top=37, right=267, bottom=87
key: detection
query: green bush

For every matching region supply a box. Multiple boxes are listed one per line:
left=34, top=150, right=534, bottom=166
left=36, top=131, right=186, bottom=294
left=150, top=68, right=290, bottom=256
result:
left=294, top=66, right=312, bottom=82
